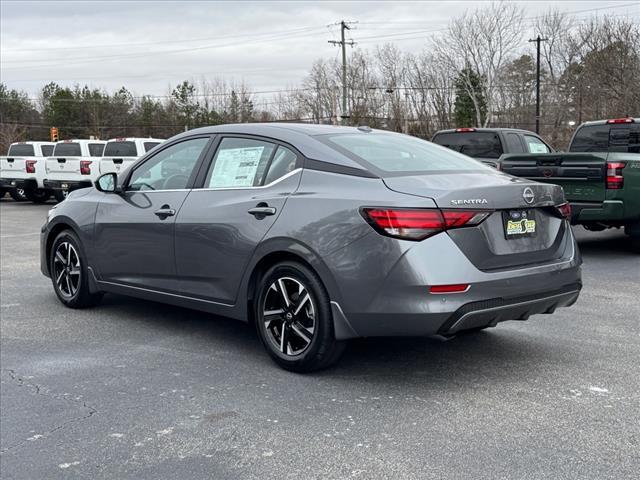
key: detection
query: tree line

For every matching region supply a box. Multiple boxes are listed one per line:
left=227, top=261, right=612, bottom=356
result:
left=1, top=5, right=639, bottom=153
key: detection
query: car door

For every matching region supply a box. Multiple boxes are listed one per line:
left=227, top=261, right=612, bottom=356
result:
left=93, top=136, right=212, bottom=292
left=175, top=136, right=302, bottom=304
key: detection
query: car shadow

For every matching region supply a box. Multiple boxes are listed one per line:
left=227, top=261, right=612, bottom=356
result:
left=98, top=293, right=564, bottom=386
left=574, top=230, right=637, bottom=257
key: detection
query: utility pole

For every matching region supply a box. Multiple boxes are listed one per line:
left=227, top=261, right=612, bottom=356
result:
left=528, top=35, right=548, bottom=134
left=329, top=21, right=355, bottom=124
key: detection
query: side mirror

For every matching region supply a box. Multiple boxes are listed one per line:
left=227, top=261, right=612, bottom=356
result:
left=95, top=172, right=119, bottom=193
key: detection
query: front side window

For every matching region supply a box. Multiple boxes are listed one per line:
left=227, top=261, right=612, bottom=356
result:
left=104, top=141, right=138, bottom=157
left=128, top=137, right=209, bottom=191
left=7, top=144, right=35, bottom=156
left=89, top=143, right=105, bottom=157
left=53, top=142, right=82, bottom=157
left=324, top=133, right=491, bottom=174
left=524, top=135, right=550, bottom=153
left=431, top=132, right=504, bottom=159
left=205, top=138, right=276, bottom=188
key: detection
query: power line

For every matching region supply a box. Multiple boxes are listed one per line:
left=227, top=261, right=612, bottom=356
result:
left=328, top=20, right=357, bottom=122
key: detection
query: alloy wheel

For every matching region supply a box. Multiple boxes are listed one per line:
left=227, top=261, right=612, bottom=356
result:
left=53, top=242, right=81, bottom=298
left=262, top=276, right=316, bottom=356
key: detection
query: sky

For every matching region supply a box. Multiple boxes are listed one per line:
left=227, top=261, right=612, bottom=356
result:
left=1, top=0, right=639, bottom=102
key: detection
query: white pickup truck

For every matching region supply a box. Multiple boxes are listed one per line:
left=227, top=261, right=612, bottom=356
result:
left=99, top=137, right=164, bottom=175
left=43, top=139, right=106, bottom=200
left=0, top=141, right=56, bottom=202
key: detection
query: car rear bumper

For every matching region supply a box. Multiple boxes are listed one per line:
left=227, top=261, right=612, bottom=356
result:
left=0, top=178, right=37, bottom=190
left=44, top=179, right=92, bottom=191
left=570, top=200, right=625, bottom=223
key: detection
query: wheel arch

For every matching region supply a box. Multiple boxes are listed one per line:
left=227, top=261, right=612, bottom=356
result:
left=44, top=218, right=83, bottom=276
left=242, top=239, right=343, bottom=326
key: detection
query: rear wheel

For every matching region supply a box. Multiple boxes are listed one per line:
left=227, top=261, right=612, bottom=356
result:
left=50, top=230, right=103, bottom=308
left=52, top=190, right=67, bottom=203
left=255, top=262, right=346, bottom=372
left=9, top=188, right=27, bottom=202
left=25, top=188, right=51, bottom=204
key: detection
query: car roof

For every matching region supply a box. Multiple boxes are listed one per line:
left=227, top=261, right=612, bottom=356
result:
left=105, top=137, right=165, bottom=142
left=579, top=118, right=640, bottom=127
left=173, top=123, right=394, bottom=172
left=433, top=128, right=539, bottom=135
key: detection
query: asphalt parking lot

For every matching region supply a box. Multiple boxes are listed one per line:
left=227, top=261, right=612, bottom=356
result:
left=0, top=199, right=638, bottom=480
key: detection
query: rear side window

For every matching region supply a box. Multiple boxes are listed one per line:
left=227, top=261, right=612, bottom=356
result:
left=504, top=133, right=525, bottom=153
left=609, top=124, right=640, bottom=153
left=263, top=146, right=298, bottom=185
left=89, top=143, right=104, bottom=156
left=144, top=142, right=161, bottom=152
left=569, top=125, right=609, bottom=152
left=323, top=133, right=490, bottom=174
left=630, top=125, right=640, bottom=153
left=53, top=142, right=82, bottom=156
left=431, top=132, right=504, bottom=159
left=41, top=145, right=54, bottom=156
left=8, top=144, right=35, bottom=156
left=104, top=141, right=138, bottom=157
left=206, top=137, right=276, bottom=188
left=524, top=135, right=551, bottom=153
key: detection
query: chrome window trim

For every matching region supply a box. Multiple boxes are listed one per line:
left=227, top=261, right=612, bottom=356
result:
left=195, top=168, right=302, bottom=192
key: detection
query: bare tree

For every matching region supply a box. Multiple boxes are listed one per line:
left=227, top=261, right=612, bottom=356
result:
left=433, top=1, right=524, bottom=127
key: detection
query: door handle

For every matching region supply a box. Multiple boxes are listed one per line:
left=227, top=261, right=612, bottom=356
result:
left=248, top=206, right=276, bottom=217
left=154, top=205, right=176, bottom=219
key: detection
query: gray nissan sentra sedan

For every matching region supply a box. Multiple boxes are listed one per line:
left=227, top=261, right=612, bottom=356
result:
left=41, top=123, right=582, bottom=371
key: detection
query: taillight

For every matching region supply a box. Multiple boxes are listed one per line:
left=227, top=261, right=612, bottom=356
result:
left=556, top=202, right=572, bottom=220
left=606, top=162, right=626, bottom=189
left=25, top=160, right=36, bottom=174
left=361, top=208, right=490, bottom=240
left=455, top=128, right=476, bottom=132
left=606, top=118, right=634, bottom=124
left=80, top=160, right=92, bottom=175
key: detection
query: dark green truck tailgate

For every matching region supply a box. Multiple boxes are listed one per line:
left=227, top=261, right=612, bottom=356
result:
left=499, top=153, right=607, bottom=202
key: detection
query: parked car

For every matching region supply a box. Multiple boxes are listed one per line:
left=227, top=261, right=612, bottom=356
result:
left=44, top=139, right=106, bottom=201
left=41, top=124, right=582, bottom=372
left=500, top=117, right=640, bottom=247
left=0, top=141, right=56, bottom=202
left=431, top=127, right=553, bottom=168
left=99, top=137, right=164, bottom=175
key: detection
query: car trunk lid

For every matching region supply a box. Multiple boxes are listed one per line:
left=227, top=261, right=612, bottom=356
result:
left=382, top=171, right=569, bottom=270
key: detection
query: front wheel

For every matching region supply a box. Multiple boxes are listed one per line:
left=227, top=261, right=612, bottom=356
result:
left=255, top=262, right=346, bottom=372
left=25, top=188, right=51, bottom=203
left=50, top=230, right=103, bottom=308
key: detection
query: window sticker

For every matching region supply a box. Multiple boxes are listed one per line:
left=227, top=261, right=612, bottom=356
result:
left=209, top=146, right=265, bottom=187
left=528, top=142, right=549, bottom=154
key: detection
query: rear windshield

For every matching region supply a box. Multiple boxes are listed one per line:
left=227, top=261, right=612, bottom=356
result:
left=569, top=125, right=609, bottom=152
left=104, top=141, right=138, bottom=157
left=41, top=145, right=54, bottom=156
left=144, top=141, right=161, bottom=152
left=7, top=144, right=35, bottom=156
left=89, top=143, right=104, bottom=156
left=321, top=133, right=490, bottom=174
left=570, top=124, right=640, bottom=153
left=431, top=132, right=504, bottom=158
left=53, top=142, right=82, bottom=157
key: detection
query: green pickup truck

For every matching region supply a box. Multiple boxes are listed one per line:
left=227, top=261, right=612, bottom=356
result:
left=500, top=118, right=640, bottom=247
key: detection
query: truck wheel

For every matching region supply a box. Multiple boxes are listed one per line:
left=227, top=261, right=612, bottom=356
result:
left=625, top=223, right=640, bottom=252
left=53, top=190, right=67, bottom=203
left=25, top=188, right=51, bottom=204
left=0, top=188, right=7, bottom=198
left=9, top=188, right=27, bottom=202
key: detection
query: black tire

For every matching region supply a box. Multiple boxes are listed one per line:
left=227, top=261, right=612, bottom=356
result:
left=49, top=229, right=103, bottom=308
left=9, top=188, right=27, bottom=202
left=0, top=188, right=7, bottom=198
left=52, top=190, right=67, bottom=203
left=255, top=261, right=346, bottom=372
left=25, top=188, right=51, bottom=204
